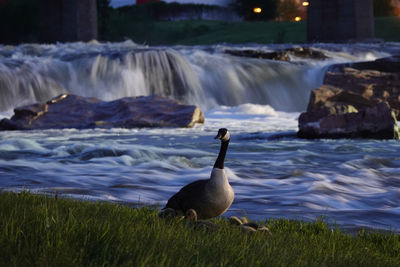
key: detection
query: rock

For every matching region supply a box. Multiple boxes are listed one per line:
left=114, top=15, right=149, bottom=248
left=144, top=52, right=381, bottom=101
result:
left=298, top=56, right=400, bottom=139
left=299, top=101, right=400, bottom=139
left=224, top=47, right=328, bottom=62
left=321, top=57, right=400, bottom=119
left=0, top=94, right=205, bottom=131
left=329, top=55, right=400, bottom=74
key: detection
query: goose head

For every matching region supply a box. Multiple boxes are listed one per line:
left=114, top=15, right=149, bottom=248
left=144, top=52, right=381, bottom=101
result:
left=214, top=128, right=230, bottom=142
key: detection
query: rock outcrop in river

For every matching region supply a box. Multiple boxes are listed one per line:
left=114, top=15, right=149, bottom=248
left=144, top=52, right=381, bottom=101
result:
left=224, top=47, right=328, bottom=62
left=298, top=56, right=400, bottom=139
left=0, top=94, right=204, bottom=130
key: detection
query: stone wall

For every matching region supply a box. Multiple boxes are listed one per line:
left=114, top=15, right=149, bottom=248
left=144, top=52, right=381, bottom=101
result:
left=307, top=0, right=374, bottom=42
left=39, top=0, right=98, bottom=43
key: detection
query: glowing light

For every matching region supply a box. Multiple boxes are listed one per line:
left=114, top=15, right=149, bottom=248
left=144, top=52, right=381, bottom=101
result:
left=302, top=1, right=309, bottom=7
left=294, top=16, right=302, bottom=22
left=253, top=7, right=262, bottom=14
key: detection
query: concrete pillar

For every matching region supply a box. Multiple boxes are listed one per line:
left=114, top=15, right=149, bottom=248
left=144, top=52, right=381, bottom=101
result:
left=307, top=0, right=375, bottom=42
left=39, top=0, right=98, bottom=43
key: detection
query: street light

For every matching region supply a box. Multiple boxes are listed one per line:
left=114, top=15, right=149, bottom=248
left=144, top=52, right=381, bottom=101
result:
left=253, top=7, right=262, bottom=14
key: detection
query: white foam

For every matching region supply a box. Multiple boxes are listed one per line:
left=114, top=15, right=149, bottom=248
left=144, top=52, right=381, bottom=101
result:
left=0, top=138, right=47, bottom=152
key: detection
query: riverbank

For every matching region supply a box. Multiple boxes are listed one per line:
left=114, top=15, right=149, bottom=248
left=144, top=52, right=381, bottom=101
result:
left=1, top=192, right=399, bottom=266
left=103, top=16, right=400, bottom=45
left=104, top=19, right=306, bottom=45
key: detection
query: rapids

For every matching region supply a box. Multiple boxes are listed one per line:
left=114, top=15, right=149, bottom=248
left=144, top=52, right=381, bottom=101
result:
left=0, top=41, right=400, bottom=232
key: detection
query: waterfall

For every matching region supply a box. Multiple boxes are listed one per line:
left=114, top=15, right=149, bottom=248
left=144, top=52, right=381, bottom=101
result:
left=0, top=42, right=334, bottom=113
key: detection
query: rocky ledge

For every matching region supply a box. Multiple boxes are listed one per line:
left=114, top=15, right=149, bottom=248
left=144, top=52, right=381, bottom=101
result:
left=0, top=94, right=204, bottom=130
left=298, top=56, right=400, bottom=139
left=224, top=47, right=328, bottom=62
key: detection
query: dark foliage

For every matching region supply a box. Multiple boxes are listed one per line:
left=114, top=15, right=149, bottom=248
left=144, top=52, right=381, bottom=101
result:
left=231, top=0, right=279, bottom=21
left=277, top=0, right=299, bottom=21
left=0, top=0, right=38, bottom=44
left=374, top=0, right=395, bottom=16
left=116, top=1, right=226, bottom=21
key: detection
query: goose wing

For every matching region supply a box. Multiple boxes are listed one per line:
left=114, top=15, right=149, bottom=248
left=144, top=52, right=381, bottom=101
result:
left=164, top=179, right=208, bottom=212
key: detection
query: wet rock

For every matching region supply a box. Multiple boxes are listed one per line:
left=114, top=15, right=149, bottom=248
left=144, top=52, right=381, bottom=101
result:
left=329, top=55, right=400, bottom=74
left=298, top=56, right=400, bottom=139
left=224, top=47, right=328, bottom=62
left=0, top=94, right=205, bottom=131
left=298, top=101, right=400, bottom=139
left=321, top=57, right=400, bottom=119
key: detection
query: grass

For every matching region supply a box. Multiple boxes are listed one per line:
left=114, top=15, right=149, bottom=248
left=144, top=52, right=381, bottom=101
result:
left=1, top=192, right=400, bottom=266
left=102, top=15, right=400, bottom=45
left=375, top=16, right=400, bottom=42
left=105, top=17, right=306, bottom=45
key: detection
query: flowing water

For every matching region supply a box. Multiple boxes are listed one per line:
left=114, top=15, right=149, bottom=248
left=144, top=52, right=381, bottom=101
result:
left=1, top=41, right=400, bottom=232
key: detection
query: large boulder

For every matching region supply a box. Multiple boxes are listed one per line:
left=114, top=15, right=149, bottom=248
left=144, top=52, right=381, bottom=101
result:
left=298, top=101, right=399, bottom=139
left=0, top=94, right=204, bottom=130
left=298, top=56, right=400, bottom=139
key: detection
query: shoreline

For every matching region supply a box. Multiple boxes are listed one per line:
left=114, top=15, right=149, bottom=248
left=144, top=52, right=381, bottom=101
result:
left=1, top=191, right=399, bottom=266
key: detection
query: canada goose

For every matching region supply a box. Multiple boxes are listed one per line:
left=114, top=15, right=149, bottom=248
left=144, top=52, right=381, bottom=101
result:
left=159, top=128, right=234, bottom=219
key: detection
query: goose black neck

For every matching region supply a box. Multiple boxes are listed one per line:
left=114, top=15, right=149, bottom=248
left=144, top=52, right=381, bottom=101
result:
left=213, top=139, right=229, bottom=169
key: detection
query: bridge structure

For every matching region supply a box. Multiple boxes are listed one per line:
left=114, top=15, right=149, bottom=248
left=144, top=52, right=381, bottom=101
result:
left=38, top=0, right=97, bottom=43
left=307, top=0, right=375, bottom=42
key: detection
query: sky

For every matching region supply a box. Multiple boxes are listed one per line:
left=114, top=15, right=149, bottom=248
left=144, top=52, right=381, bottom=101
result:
left=110, top=0, right=133, bottom=7
left=110, top=0, right=233, bottom=8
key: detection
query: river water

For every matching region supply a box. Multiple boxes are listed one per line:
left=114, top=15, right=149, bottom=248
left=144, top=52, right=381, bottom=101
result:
left=0, top=41, right=399, bottom=232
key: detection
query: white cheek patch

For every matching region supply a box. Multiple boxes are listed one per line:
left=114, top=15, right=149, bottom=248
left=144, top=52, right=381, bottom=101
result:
left=222, top=131, right=230, bottom=141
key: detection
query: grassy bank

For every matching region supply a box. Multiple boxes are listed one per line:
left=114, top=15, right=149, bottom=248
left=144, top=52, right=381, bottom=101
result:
left=103, top=15, right=400, bottom=45
left=375, top=16, right=400, bottom=42
left=105, top=18, right=306, bottom=45
left=1, top=192, right=399, bottom=266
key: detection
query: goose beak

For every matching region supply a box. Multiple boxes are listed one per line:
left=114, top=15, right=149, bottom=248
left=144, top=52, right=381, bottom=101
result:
left=214, top=133, right=222, bottom=139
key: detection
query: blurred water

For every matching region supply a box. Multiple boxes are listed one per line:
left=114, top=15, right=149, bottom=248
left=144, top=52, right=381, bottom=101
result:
left=0, top=41, right=391, bottom=113
left=0, top=105, right=399, bottom=232
left=0, top=42, right=400, bottom=232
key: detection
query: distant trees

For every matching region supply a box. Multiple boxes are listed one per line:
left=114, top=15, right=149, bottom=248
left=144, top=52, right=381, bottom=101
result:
left=231, top=0, right=278, bottom=21
left=277, top=0, right=299, bottom=21
left=373, top=0, right=396, bottom=16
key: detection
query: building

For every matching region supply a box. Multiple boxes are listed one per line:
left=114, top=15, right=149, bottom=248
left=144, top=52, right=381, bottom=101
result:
left=39, top=0, right=98, bottom=43
left=307, top=0, right=374, bottom=42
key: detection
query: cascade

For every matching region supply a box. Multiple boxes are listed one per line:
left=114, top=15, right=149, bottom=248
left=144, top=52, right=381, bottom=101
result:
left=0, top=43, right=330, bottom=113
